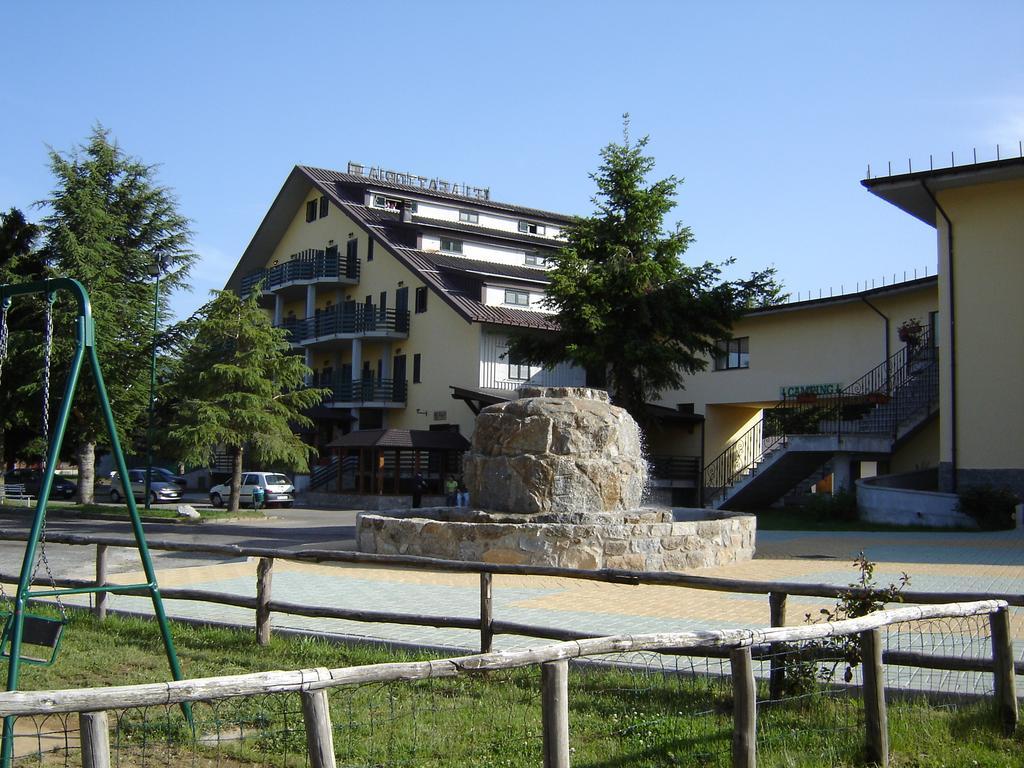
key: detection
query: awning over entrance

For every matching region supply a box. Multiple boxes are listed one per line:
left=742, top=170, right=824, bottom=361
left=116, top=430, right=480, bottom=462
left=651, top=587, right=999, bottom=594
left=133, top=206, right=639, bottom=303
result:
left=325, top=429, right=469, bottom=496
left=327, top=428, right=470, bottom=451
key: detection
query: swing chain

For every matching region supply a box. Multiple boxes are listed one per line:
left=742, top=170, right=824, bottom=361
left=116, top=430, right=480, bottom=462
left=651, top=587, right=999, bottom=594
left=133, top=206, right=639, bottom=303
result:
left=30, top=294, right=67, bottom=621
left=41, top=295, right=53, bottom=472
left=0, top=300, right=8, bottom=389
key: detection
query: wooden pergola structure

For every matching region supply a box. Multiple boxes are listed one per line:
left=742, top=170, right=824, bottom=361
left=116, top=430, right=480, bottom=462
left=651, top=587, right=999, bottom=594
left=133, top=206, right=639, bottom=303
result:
left=326, top=428, right=470, bottom=495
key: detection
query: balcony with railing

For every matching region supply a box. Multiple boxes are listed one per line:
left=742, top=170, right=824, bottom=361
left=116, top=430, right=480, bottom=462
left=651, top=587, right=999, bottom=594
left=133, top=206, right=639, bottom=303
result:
left=279, top=303, right=410, bottom=345
left=241, top=249, right=360, bottom=296
left=311, top=373, right=408, bottom=408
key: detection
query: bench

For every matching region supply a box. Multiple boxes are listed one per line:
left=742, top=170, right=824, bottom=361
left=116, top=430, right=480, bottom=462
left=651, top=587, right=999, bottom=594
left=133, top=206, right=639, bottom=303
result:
left=0, top=484, right=33, bottom=506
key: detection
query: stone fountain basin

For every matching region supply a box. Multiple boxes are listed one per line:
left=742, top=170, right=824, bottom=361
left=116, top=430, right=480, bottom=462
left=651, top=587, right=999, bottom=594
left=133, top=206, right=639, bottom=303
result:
left=357, top=507, right=756, bottom=571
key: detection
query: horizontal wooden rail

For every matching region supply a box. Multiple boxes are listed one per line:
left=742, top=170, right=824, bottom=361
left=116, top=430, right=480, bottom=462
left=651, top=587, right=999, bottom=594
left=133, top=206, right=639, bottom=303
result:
left=0, top=600, right=1005, bottom=717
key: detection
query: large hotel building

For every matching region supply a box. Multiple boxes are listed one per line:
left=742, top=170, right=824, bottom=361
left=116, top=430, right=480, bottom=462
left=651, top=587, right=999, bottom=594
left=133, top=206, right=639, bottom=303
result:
left=226, top=154, right=1024, bottom=518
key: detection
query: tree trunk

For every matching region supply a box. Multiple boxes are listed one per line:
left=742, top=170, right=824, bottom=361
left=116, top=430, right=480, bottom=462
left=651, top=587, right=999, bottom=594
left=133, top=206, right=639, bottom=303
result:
left=77, top=441, right=96, bottom=504
left=229, top=445, right=243, bottom=513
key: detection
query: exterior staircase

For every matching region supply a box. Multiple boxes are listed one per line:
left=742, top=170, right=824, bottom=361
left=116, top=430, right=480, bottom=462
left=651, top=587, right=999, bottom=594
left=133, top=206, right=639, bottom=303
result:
left=704, top=335, right=938, bottom=510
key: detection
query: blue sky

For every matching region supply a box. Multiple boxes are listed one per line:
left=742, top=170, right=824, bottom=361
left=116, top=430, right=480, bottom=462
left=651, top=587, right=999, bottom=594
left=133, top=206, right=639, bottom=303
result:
left=3, top=1, right=1022, bottom=321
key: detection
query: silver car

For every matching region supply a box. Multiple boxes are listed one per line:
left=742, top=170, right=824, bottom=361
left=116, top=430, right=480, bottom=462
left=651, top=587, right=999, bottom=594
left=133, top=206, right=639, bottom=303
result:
left=110, top=469, right=183, bottom=505
left=209, top=472, right=295, bottom=509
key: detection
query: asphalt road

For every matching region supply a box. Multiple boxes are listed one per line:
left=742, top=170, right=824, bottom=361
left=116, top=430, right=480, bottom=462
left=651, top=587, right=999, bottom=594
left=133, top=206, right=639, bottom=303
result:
left=0, top=501, right=361, bottom=579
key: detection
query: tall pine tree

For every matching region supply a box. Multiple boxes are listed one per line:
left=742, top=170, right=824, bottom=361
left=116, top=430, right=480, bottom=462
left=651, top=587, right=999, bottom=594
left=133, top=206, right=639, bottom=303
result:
left=169, top=290, right=327, bottom=513
left=40, top=126, right=197, bottom=501
left=509, top=117, right=783, bottom=423
left=0, top=208, right=48, bottom=481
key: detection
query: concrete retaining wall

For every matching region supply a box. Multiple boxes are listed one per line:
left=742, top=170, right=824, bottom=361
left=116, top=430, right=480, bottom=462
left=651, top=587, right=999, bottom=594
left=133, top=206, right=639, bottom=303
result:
left=857, top=473, right=974, bottom=528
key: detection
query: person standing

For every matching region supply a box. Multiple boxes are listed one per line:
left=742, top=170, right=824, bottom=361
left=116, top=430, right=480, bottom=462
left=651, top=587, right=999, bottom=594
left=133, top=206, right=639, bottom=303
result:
left=445, top=474, right=458, bottom=506
left=412, top=472, right=425, bottom=508
left=456, top=477, right=469, bottom=508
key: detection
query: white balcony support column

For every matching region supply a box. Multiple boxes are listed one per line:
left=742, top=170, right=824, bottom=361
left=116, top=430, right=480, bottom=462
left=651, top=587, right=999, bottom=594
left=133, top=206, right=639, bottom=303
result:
left=832, top=453, right=853, bottom=494
left=306, top=284, right=316, bottom=316
left=274, top=294, right=283, bottom=326
left=351, top=339, right=363, bottom=383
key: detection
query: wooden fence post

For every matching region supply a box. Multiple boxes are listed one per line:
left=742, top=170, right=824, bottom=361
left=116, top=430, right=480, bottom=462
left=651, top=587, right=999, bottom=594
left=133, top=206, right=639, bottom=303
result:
left=256, top=557, right=274, bottom=646
left=861, top=628, right=888, bottom=767
left=301, top=689, right=336, bottom=768
left=730, top=646, right=756, bottom=768
left=80, top=711, right=111, bottom=768
left=480, top=572, right=493, bottom=653
left=989, top=606, right=1019, bottom=735
left=94, top=545, right=108, bottom=621
left=768, top=591, right=787, bottom=700
left=541, top=659, right=570, bottom=768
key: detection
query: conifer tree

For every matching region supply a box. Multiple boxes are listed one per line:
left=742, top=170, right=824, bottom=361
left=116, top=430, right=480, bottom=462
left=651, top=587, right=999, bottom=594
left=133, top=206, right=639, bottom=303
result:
left=0, top=208, right=47, bottom=481
left=169, top=290, right=327, bottom=513
left=40, top=126, right=196, bottom=502
left=508, top=117, right=783, bottom=423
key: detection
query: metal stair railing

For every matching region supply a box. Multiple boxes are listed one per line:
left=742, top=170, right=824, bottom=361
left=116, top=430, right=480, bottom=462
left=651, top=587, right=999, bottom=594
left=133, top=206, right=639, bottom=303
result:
left=703, top=330, right=937, bottom=505
left=308, top=456, right=339, bottom=490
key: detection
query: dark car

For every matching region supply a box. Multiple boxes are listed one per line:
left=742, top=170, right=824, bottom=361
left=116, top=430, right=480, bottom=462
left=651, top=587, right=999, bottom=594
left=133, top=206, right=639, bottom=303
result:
left=3, top=469, right=77, bottom=500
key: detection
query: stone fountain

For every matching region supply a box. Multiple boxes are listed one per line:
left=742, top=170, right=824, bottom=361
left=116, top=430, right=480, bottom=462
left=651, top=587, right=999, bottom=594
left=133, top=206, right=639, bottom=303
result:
left=357, top=387, right=755, bottom=570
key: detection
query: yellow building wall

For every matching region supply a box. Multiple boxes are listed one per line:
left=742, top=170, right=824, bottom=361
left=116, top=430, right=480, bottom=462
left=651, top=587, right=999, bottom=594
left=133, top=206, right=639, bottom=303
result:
left=671, top=286, right=936, bottom=411
left=937, top=177, right=1024, bottom=470
left=267, top=190, right=352, bottom=269
left=703, top=405, right=761, bottom=463
left=269, top=185, right=483, bottom=438
left=889, top=418, right=940, bottom=475
left=662, top=283, right=937, bottom=461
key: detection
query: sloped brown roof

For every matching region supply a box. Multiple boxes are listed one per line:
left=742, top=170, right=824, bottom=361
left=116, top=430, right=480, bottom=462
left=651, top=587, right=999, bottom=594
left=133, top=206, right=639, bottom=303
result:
left=302, top=165, right=574, bottom=223
left=228, top=165, right=568, bottom=333
left=327, top=428, right=470, bottom=451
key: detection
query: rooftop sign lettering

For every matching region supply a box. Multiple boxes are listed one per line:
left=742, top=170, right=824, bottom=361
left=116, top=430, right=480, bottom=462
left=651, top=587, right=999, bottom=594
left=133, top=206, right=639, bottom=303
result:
left=347, top=161, right=490, bottom=201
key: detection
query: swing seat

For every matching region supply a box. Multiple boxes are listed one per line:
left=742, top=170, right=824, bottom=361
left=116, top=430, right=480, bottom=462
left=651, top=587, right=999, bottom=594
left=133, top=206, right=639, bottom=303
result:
left=0, top=611, right=65, bottom=667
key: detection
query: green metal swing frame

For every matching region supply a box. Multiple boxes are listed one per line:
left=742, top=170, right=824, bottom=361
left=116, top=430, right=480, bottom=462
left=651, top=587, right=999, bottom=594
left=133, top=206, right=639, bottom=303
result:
left=0, top=278, right=188, bottom=766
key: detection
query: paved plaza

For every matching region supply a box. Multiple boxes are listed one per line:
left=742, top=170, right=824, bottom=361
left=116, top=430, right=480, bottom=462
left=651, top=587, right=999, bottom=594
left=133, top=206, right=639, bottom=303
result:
left=85, top=527, right=1023, bottom=666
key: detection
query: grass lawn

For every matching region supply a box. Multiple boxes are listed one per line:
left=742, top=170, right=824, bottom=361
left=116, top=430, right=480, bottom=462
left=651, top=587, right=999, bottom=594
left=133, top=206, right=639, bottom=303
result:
left=2, top=609, right=1019, bottom=767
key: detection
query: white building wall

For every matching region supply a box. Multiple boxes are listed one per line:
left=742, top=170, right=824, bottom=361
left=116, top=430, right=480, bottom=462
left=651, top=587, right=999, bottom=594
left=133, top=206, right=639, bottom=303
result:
left=481, top=284, right=551, bottom=313
left=479, top=330, right=586, bottom=391
left=396, top=199, right=562, bottom=240
left=420, top=233, right=534, bottom=266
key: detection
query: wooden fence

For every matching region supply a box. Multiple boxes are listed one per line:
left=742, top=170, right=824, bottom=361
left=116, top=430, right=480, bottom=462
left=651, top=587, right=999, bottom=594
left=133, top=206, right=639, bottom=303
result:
left=0, top=600, right=1014, bottom=768
left=1, top=529, right=1022, bottom=682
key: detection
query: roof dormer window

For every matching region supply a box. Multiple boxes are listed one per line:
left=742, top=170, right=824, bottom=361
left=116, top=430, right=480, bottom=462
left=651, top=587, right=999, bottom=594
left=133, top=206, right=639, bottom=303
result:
left=372, top=194, right=403, bottom=212
left=458, top=210, right=479, bottom=224
left=518, top=220, right=545, bottom=235
left=525, top=252, right=547, bottom=267
left=440, top=237, right=463, bottom=254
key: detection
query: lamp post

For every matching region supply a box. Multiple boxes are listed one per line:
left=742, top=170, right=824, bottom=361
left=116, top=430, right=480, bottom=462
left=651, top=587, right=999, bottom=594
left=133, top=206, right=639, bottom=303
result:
left=143, top=259, right=162, bottom=511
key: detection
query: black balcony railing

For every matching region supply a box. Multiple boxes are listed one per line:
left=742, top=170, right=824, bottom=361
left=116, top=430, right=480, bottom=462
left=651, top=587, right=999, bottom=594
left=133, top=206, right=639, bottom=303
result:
left=241, top=249, right=360, bottom=295
left=311, top=374, right=408, bottom=405
left=279, top=304, right=410, bottom=343
left=647, top=455, right=700, bottom=482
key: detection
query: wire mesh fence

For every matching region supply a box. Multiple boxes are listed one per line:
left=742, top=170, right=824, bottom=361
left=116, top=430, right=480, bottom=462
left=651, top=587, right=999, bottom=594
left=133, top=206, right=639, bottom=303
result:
left=2, top=601, right=1014, bottom=768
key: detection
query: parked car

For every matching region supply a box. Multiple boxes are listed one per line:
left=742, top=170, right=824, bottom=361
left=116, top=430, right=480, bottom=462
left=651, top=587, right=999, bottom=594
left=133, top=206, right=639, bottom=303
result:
left=209, top=472, right=294, bottom=508
left=148, top=467, right=188, bottom=488
left=110, top=469, right=183, bottom=505
left=3, top=469, right=77, bottom=500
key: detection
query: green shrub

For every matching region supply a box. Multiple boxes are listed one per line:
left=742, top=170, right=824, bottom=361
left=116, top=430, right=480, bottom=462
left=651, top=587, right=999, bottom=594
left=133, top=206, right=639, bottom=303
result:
left=802, top=489, right=858, bottom=522
left=956, top=484, right=1018, bottom=530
